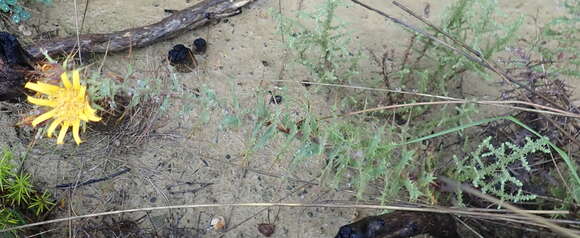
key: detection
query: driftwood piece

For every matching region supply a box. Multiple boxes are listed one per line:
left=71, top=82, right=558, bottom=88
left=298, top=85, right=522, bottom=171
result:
left=25, top=0, right=256, bottom=59
left=0, top=0, right=256, bottom=100
left=335, top=211, right=460, bottom=238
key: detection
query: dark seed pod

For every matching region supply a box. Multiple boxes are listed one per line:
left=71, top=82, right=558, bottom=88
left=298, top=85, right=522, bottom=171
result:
left=257, top=223, right=275, bottom=237
left=269, top=95, right=282, bottom=104
left=193, top=37, right=207, bottom=54
left=168, top=44, right=197, bottom=72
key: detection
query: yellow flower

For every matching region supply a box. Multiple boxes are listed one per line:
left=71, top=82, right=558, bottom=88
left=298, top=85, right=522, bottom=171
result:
left=25, top=70, right=101, bottom=145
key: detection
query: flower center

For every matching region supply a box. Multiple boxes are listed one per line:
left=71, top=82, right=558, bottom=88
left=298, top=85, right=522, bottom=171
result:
left=55, top=89, right=85, bottom=122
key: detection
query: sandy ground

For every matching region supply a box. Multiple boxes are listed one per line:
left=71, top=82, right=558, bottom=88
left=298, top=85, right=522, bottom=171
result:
left=0, top=0, right=577, bottom=237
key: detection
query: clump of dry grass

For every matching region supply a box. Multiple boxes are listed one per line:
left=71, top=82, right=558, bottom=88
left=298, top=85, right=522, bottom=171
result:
left=85, top=63, right=175, bottom=155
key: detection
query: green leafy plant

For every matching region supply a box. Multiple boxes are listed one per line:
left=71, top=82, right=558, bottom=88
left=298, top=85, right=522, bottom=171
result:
left=0, top=208, right=19, bottom=231
left=389, top=0, right=521, bottom=131
left=28, top=191, right=55, bottom=216
left=4, top=173, right=33, bottom=206
left=0, top=148, right=14, bottom=191
left=273, top=0, right=360, bottom=84
left=208, top=0, right=521, bottom=204
left=0, top=148, right=55, bottom=234
left=452, top=136, right=551, bottom=204
left=535, top=0, right=579, bottom=77
left=405, top=115, right=580, bottom=204
left=0, top=0, right=51, bottom=23
left=86, top=64, right=197, bottom=117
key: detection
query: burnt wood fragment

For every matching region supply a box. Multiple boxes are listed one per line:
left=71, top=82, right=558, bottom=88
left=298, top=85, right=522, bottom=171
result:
left=335, top=211, right=460, bottom=238
left=0, top=32, right=33, bottom=101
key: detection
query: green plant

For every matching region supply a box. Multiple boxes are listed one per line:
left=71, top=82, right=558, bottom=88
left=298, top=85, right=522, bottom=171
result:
left=0, top=0, right=51, bottom=23
left=404, top=115, right=580, bottom=204
left=4, top=173, right=33, bottom=206
left=230, top=0, right=522, bottom=204
left=28, top=191, right=55, bottom=216
left=273, top=0, right=361, bottom=84
left=452, top=136, right=550, bottom=204
left=0, top=148, right=14, bottom=191
left=86, top=63, right=196, bottom=117
left=0, top=208, right=19, bottom=231
left=389, top=0, right=521, bottom=120
left=0, top=148, right=55, bottom=234
left=535, top=0, right=579, bottom=77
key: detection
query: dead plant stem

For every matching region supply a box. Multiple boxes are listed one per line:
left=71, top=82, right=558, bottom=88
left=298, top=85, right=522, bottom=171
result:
left=1, top=202, right=571, bottom=233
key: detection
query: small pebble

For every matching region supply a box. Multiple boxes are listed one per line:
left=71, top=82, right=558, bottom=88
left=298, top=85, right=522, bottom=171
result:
left=210, top=216, right=226, bottom=231
left=18, top=25, right=32, bottom=36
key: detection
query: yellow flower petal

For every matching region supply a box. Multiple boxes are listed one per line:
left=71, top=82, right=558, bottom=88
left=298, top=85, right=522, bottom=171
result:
left=47, top=118, right=63, bottom=138
left=57, top=122, right=70, bottom=145
left=87, top=113, right=101, bottom=122
left=84, top=104, right=101, bottom=121
left=72, top=70, right=81, bottom=90
left=72, top=119, right=82, bottom=145
left=79, top=112, right=89, bottom=121
left=61, top=72, right=71, bottom=89
left=27, top=96, right=57, bottom=107
left=32, top=110, right=56, bottom=127
left=25, top=82, right=61, bottom=96
left=78, top=86, right=86, bottom=100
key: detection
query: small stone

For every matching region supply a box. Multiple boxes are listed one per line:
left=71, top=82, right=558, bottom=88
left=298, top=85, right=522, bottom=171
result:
left=18, top=25, right=32, bottom=36
left=210, top=216, right=226, bottom=231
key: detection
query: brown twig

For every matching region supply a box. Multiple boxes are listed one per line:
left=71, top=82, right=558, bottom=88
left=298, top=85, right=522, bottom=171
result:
left=400, top=35, right=416, bottom=70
